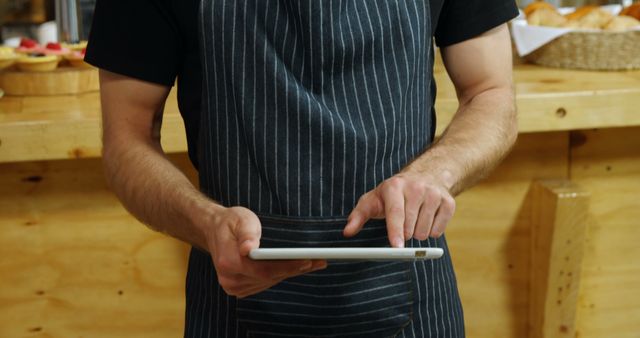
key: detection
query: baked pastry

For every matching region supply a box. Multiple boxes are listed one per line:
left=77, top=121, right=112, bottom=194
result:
left=524, top=1, right=639, bottom=31
left=42, top=42, right=70, bottom=59
left=16, top=53, right=60, bottom=72
left=564, top=7, right=614, bottom=29
left=620, top=3, right=640, bottom=20
left=64, top=48, right=91, bottom=68
left=524, top=1, right=557, bottom=17
left=604, top=15, right=640, bottom=31
left=565, top=5, right=598, bottom=21
left=527, top=7, right=568, bottom=27
left=15, top=38, right=42, bottom=54
left=62, top=40, right=88, bottom=52
left=0, top=46, right=18, bottom=70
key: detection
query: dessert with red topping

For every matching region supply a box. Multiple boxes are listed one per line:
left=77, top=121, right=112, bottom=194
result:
left=43, top=42, right=71, bottom=58
left=65, top=47, right=91, bottom=68
left=16, top=38, right=43, bottom=54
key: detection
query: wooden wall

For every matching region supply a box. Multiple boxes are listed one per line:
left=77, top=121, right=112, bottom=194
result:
left=0, top=154, right=193, bottom=338
left=448, top=132, right=569, bottom=337
left=571, top=127, right=640, bottom=338
left=0, top=129, right=638, bottom=337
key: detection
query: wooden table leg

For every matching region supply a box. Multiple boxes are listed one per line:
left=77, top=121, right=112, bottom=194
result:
left=530, top=180, right=590, bottom=338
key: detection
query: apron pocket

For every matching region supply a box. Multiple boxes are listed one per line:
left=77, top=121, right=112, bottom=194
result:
left=236, top=214, right=414, bottom=338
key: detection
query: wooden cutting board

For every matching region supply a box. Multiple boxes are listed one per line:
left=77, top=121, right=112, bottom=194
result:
left=0, top=67, right=99, bottom=96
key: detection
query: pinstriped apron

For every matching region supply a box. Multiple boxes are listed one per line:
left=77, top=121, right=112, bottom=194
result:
left=186, top=1, right=464, bottom=337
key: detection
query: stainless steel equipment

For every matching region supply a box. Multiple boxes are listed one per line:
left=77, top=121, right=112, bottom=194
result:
left=55, top=0, right=82, bottom=43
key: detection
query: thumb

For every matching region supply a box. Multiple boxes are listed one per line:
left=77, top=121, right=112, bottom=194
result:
left=344, top=192, right=383, bottom=237
left=234, top=214, right=262, bottom=257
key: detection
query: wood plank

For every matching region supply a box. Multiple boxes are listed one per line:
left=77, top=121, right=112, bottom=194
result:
left=0, top=153, right=196, bottom=338
left=0, top=90, right=187, bottom=162
left=447, top=132, right=570, bottom=338
left=530, top=180, right=590, bottom=338
left=570, top=128, right=640, bottom=338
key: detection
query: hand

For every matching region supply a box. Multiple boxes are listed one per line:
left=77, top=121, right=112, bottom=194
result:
left=204, top=206, right=327, bottom=298
left=343, top=172, right=456, bottom=248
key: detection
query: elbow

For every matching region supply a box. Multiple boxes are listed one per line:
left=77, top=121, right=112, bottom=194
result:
left=100, top=131, right=162, bottom=189
left=101, top=137, right=119, bottom=190
left=100, top=131, right=131, bottom=190
left=505, top=97, right=518, bottom=151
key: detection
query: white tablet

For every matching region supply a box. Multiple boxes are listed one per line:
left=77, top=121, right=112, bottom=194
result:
left=249, top=247, right=443, bottom=261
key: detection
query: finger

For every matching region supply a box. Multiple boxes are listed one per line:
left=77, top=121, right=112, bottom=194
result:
left=310, top=260, right=328, bottom=271
left=234, top=261, right=328, bottom=298
left=238, top=260, right=327, bottom=296
left=239, top=237, right=260, bottom=257
left=268, top=259, right=326, bottom=279
left=413, top=189, right=441, bottom=241
left=217, top=273, right=259, bottom=296
left=403, top=184, right=424, bottom=240
left=219, top=268, right=286, bottom=295
left=228, top=280, right=273, bottom=298
left=344, top=192, right=383, bottom=237
left=430, top=194, right=456, bottom=238
left=274, top=259, right=328, bottom=279
left=242, top=258, right=314, bottom=280
left=298, top=260, right=329, bottom=275
left=381, top=180, right=406, bottom=248
left=219, top=266, right=291, bottom=297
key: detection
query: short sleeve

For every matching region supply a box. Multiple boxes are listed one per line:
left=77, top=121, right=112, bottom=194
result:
left=434, top=1, right=519, bottom=47
left=85, top=0, right=181, bottom=86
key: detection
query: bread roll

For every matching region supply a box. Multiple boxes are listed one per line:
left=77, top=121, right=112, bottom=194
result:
left=565, top=5, right=599, bottom=21
left=564, top=7, right=614, bottom=29
left=527, top=7, right=568, bottom=27
left=524, top=1, right=556, bottom=17
left=604, top=15, right=640, bottom=31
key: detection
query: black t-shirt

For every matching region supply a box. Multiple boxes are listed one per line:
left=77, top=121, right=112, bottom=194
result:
left=86, top=0, right=518, bottom=172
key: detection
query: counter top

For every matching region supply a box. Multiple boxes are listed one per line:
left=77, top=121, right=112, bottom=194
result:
left=1, top=62, right=639, bottom=163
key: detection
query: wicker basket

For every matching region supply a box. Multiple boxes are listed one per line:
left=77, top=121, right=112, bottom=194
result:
left=524, top=30, right=640, bottom=71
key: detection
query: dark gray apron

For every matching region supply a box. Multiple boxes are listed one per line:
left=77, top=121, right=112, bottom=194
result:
left=186, top=1, right=464, bottom=337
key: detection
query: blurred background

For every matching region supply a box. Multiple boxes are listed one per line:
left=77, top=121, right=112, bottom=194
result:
left=0, top=0, right=94, bottom=42
left=0, top=1, right=638, bottom=338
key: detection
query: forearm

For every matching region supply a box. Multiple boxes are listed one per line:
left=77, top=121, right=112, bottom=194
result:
left=403, top=86, right=517, bottom=195
left=103, top=138, right=219, bottom=250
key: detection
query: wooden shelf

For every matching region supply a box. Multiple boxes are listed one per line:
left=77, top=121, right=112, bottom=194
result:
left=1, top=61, right=640, bottom=163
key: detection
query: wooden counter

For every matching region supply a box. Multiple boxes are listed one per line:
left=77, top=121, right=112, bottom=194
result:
left=1, top=62, right=640, bottom=163
left=1, top=62, right=639, bottom=338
